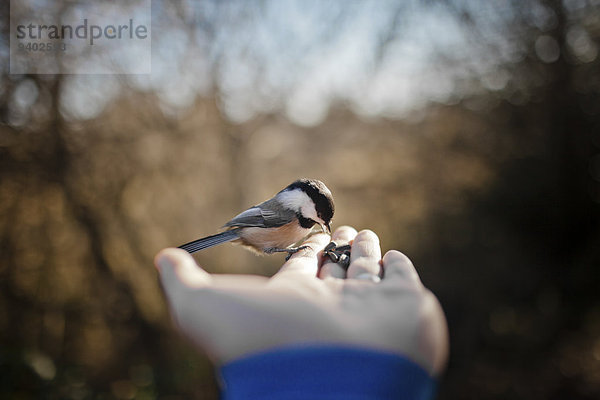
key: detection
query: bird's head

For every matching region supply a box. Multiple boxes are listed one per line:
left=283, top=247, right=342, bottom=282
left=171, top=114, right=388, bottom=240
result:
left=278, top=179, right=335, bottom=233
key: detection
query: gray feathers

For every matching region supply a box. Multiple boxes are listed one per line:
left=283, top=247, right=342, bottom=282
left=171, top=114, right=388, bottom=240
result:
left=224, top=198, right=297, bottom=228
left=179, top=199, right=297, bottom=254
left=178, top=229, right=240, bottom=253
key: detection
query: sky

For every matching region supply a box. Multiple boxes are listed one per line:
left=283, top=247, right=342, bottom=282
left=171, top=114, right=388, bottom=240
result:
left=11, top=0, right=595, bottom=126
left=55, top=0, right=476, bottom=125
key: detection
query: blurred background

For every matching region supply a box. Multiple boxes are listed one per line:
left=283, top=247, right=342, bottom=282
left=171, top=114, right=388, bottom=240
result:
left=1, top=0, right=600, bottom=398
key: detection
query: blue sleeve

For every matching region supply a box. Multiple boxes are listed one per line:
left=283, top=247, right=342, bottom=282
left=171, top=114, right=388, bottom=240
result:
left=218, top=344, right=436, bottom=400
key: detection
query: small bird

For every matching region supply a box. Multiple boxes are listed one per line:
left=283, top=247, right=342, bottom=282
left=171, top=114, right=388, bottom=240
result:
left=178, top=179, right=334, bottom=257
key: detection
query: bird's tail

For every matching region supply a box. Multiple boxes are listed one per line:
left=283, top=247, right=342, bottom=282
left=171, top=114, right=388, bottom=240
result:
left=178, top=229, right=240, bottom=254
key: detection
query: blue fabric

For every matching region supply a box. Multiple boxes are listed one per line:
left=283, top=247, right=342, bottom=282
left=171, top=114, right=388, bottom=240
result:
left=219, top=345, right=436, bottom=400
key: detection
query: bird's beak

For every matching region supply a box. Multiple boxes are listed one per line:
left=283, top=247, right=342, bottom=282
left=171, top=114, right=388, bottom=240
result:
left=322, top=222, right=331, bottom=234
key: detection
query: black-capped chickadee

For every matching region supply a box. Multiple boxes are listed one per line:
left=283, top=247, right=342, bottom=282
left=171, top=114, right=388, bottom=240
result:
left=178, top=179, right=335, bottom=256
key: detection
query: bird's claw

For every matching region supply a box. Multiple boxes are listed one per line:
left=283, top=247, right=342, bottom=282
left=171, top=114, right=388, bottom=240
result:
left=265, top=245, right=312, bottom=261
left=284, top=245, right=311, bottom=261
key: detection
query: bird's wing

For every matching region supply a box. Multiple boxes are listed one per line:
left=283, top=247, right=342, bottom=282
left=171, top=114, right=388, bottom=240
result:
left=179, top=230, right=240, bottom=253
left=224, top=200, right=296, bottom=228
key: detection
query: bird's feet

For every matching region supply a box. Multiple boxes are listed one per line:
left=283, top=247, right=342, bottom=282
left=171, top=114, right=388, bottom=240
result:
left=265, top=245, right=311, bottom=261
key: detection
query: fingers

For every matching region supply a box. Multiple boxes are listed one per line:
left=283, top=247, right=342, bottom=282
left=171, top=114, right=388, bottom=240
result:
left=275, top=232, right=331, bottom=277
left=319, top=225, right=357, bottom=279
left=381, top=250, right=422, bottom=286
left=154, top=248, right=213, bottom=296
left=347, top=230, right=382, bottom=279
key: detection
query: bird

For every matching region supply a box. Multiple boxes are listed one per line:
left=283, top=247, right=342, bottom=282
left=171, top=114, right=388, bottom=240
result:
left=178, top=179, right=334, bottom=257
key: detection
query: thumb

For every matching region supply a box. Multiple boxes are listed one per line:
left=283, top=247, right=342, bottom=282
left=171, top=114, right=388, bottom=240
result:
left=154, top=248, right=212, bottom=296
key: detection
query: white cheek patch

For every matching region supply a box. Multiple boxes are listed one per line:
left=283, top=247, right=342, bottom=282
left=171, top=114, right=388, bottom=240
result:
left=278, top=188, right=319, bottom=221
left=301, top=201, right=318, bottom=222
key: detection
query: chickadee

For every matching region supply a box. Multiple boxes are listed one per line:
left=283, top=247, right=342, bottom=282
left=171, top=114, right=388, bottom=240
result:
left=178, top=179, right=334, bottom=256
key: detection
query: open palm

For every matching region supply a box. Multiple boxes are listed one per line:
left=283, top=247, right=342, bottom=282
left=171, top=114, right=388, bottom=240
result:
left=155, top=226, right=448, bottom=376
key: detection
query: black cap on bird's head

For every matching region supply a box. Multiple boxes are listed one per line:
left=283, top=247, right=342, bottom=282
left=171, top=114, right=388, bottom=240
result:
left=285, top=179, right=335, bottom=233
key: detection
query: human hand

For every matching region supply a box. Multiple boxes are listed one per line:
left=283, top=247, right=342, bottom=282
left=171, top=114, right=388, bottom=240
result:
left=155, top=226, right=449, bottom=376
